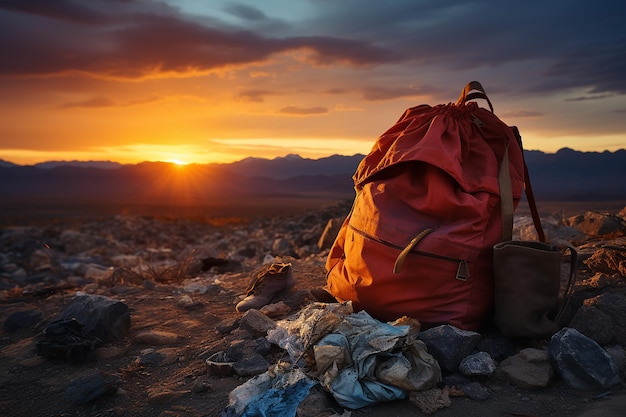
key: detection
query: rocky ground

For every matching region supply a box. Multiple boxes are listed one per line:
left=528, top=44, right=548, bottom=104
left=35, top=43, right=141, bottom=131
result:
left=1, top=201, right=626, bottom=417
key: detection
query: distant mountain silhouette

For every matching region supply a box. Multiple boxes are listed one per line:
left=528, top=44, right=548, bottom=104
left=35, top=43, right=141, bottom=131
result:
left=523, top=148, right=626, bottom=201
left=0, top=159, right=19, bottom=168
left=0, top=150, right=624, bottom=210
left=224, top=153, right=363, bottom=179
left=34, top=160, right=124, bottom=170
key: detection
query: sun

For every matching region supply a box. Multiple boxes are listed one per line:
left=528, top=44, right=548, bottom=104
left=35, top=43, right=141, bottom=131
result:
left=166, top=159, right=189, bottom=166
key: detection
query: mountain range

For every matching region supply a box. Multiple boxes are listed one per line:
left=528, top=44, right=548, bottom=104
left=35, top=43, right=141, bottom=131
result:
left=0, top=149, right=625, bottom=212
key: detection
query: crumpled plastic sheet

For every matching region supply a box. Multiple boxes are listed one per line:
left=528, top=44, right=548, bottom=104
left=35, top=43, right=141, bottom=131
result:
left=221, top=367, right=316, bottom=417
left=228, top=305, right=441, bottom=415
left=314, top=310, right=441, bottom=409
left=266, top=302, right=354, bottom=366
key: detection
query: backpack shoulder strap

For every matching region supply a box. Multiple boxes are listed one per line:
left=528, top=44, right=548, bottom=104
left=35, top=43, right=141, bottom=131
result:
left=512, top=127, right=546, bottom=242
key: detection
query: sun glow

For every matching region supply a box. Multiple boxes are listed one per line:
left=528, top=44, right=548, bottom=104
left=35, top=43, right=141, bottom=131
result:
left=167, top=159, right=189, bottom=166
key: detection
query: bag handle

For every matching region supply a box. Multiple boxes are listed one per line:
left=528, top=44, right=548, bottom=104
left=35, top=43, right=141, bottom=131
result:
left=554, top=240, right=578, bottom=324
left=456, top=81, right=494, bottom=113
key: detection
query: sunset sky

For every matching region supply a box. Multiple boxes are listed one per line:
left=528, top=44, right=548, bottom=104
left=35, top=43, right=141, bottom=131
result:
left=1, top=0, right=625, bottom=166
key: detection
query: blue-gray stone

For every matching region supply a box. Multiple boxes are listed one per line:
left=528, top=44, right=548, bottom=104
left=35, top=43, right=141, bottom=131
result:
left=3, top=309, right=43, bottom=332
left=460, top=381, right=491, bottom=401
left=64, top=371, right=122, bottom=405
left=419, top=325, right=481, bottom=372
left=459, top=351, right=497, bottom=376
left=232, top=353, right=270, bottom=376
left=549, top=327, right=621, bottom=390
left=54, top=294, right=130, bottom=343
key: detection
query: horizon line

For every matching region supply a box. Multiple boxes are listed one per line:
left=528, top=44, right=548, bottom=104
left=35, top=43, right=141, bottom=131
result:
left=2, top=147, right=625, bottom=168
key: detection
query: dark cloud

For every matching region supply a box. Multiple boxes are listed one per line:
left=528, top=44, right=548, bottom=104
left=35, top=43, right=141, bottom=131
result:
left=286, top=36, right=404, bottom=66
left=566, top=94, right=614, bottom=102
left=236, top=89, right=275, bottom=103
left=59, top=96, right=117, bottom=108
left=0, top=0, right=108, bottom=24
left=223, top=3, right=268, bottom=21
left=0, top=1, right=399, bottom=79
left=500, top=110, right=544, bottom=119
left=361, top=86, right=431, bottom=101
left=304, top=0, right=626, bottom=96
left=0, top=0, right=624, bottom=98
left=59, top=94, right=160, bottom=108
left=279, top=106, right=328, bottom=115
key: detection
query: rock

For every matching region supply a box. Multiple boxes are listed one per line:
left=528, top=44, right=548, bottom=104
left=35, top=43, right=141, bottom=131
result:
left=408, top=387, right=452, bottom=414
left=138, top=347, right=180, bottom=365
left=459, top=381, right=491, bottom=401
left=191, top=380, right=213, bottom=393
left=583, top=292, right=626, bottom=345
left=239, top=309, right=277, bottom=337
left=605, top=345, right=626, bottom=378
left=272, top=238, right=295, bottom=257
left=497, top=348, right=553, bottom=389
left=177, top=294, right=203, bottom=309
left=134, top=330, right=182, bottom=346
left=59, top=230, right=96, bottom=255
left=476, top=331, right=517, bottom=362
left=419, top=325, right=481, bottom=372
left=569, top=305, right=614, bottom=345
left=216, top=316, right=241, bottom=334
left=110, top=254, right=140, bottom=267
left=549, top=327, right=621, bottom=390
left=182, top=277, right=221, bottom=294
left=201, top=257, right=243, bottom=273
left=3, top=309, right=43, bottom=333
left=519, top=347, right=551, bottom=363
left=232, top=353, right=270, bottom=376
left=566, top=211, right=626, bottom=238
left=581, top=272, right=622, bottom=289
left=238, top=247, right=256, bottom=258
left=317, top=217, right=343, bottom=251
left=51, top=294, right=130, bottom=343
left=458, top=352, right=497, bottom=376
left=584, top=248, right=626, bottom=276
left=259, top=301, right=292, bottom=318
left=516, top=216, right=586, bottom=244
left=64, top=371, right=122, bottom=405
left=227, top=338, right=272, bottom=361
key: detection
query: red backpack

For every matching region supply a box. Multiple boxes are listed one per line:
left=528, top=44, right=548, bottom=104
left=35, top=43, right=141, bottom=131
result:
left=325, top=82, right=525, bottom=330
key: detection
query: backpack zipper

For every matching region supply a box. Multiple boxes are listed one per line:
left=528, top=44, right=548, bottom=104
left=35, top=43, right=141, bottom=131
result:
left=348, top=223, right=470, bottom=281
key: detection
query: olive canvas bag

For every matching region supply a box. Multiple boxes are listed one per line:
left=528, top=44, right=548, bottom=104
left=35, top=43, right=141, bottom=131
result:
left=493, top=157, right=578, bottom=338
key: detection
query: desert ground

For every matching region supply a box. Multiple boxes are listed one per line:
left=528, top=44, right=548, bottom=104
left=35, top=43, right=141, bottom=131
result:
left=1, top=198, right=625, bottom=417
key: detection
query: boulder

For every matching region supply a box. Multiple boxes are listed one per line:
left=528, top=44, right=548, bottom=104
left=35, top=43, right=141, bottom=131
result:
left=52, top=294, right=130, bottom=343
left=584, top=248, right=626, bottom=277
left=497, top=348, right=553, bottom=389
left=549, top=327, right=621, bottom=390
left=419, top=325, right=481, bottom=372
left=566, top=211, right=626, bottom=238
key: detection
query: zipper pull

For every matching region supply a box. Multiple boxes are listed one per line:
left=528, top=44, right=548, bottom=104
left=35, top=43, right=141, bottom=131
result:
left=393, top=228, right=433, bottom=273
left=456, top=261, right=469, bottom=281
